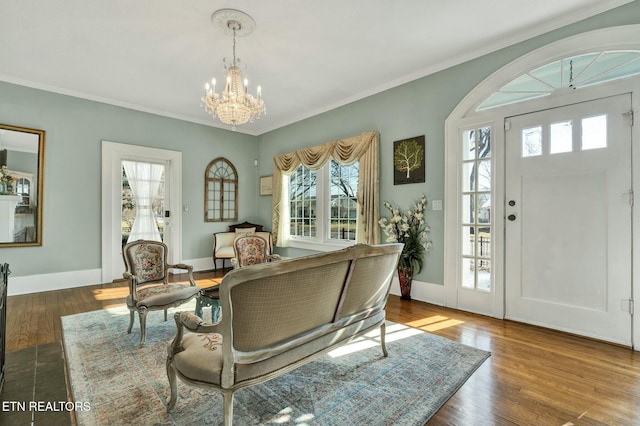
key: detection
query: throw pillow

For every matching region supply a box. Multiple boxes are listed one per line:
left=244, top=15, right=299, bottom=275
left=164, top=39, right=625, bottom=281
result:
left=235, top=227, right=256, bottom=237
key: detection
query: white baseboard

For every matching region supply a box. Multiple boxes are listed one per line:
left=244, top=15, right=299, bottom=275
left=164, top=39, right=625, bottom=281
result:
left=183, top=257, right=217, bottom=272
left=7, top=262, right=444, bottom=304
left=389, top=277, right=445, bottom=305
left=8, top=269, right=103, bottom=296
left=7, top=258, right=216, bottom=297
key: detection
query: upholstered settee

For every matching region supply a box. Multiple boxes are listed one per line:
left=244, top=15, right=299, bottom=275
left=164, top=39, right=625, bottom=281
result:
left=166, top=243, right=403, bottom=426
left=212, top=222, right=273, bottom=270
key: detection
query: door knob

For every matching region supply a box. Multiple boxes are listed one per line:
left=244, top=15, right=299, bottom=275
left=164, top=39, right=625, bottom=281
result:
left=508, top=214, right=516, bottom=221
left=508, top=200, right=516, bottom=206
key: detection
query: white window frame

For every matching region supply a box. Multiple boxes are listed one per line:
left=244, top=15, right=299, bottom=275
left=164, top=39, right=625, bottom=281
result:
left=289, top=161, right=358, bottom=252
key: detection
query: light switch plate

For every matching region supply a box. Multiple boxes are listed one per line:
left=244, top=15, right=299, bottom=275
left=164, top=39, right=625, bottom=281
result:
left=432, top=199, right=443, bottom=211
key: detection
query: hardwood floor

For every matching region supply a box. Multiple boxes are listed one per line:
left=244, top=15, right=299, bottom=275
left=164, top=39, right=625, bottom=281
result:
left=5, top=270, right=640, bottom=425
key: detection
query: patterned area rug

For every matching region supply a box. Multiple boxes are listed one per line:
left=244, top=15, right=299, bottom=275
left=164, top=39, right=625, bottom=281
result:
left=62, top=303, right=490, bottom=425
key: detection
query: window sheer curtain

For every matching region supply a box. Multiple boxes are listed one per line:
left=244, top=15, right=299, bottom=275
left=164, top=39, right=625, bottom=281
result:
left=123, top=160, right=164, bottom=243
left=272, top=131, right=379, bottom=247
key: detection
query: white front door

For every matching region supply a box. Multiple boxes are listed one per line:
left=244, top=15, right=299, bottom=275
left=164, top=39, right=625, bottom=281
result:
left=504, top=94, right=633, bottom=346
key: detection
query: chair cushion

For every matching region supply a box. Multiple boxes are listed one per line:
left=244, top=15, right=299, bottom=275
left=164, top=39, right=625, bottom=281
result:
left=172, top=332, right=223, bottom=384
left=126, top=284, right=200, bottom=309
left=215, top=246, right=234, bottom=258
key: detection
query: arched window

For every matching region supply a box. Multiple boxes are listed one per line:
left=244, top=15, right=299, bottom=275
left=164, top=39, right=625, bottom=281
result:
left=477, top=50, right=640, bottom=111
left=205, top=158, right=238, bottom=222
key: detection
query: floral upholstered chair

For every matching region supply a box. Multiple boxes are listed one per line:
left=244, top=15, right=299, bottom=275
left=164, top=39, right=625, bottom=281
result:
left=231, top=235, right=281, bottom=269
left=122, top=240, right=202, bottom=346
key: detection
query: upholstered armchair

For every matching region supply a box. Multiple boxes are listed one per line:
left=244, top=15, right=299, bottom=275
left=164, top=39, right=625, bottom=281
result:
left=212, top=223, right=273, bottom=270
left=122, top=240, right=202, bottom=346
left=231, top=235, right=281, bottom=268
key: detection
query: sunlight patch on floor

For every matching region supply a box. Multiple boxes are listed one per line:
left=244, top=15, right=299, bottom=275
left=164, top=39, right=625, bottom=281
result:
left=407, top=316, right=465, bottom=332
left=103, top=305, right=130, bottom=316
left=101, top=299, right=197, bottom=318
left=264, top=406, right=314, bottom=425
left=328, top=323, right=423, bottom=358
left=101, top=303, right=128, bottom=310
left=385, top=323, right=425, bottom=340
left=92, top=286, right=128, bottom=301
left=328, top=338, right=378, bottom=357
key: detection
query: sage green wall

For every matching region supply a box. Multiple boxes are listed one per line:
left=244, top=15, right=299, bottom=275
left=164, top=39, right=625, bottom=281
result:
left=5, top=151, right=37, bottom=176
left=0, top=81, right=258, bottom=279
left=256, top=1, right=640, bottom=285
left=1, top=0, right=638, bottom=286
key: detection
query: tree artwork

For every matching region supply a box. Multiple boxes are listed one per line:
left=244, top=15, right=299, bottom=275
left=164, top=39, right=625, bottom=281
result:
left=393, top=135, right=426, bottom=185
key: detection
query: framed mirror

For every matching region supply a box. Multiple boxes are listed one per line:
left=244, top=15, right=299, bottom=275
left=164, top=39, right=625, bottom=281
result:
left=0, top=124, right=45, bottom=247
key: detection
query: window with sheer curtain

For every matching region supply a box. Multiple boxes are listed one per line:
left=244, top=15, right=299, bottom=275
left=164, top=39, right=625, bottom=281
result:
left=122, top=160, right=165, bottom=244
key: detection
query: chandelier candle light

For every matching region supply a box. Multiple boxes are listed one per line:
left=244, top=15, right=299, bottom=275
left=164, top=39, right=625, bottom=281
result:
left=202, top=9, right=265, bottom=130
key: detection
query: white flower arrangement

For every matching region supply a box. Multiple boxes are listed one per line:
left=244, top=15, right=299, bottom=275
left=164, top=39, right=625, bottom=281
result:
left=0, top=166, right=17, bottom=195
left=378, top=195, right=432, bottom=273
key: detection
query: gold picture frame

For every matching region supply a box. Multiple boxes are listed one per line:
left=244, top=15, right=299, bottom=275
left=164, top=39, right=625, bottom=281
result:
left=260, top=175, right=273, bottom=196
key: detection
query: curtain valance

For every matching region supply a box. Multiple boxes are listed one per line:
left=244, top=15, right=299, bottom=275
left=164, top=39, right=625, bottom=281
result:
left=272, top=131, right=379, bottom=246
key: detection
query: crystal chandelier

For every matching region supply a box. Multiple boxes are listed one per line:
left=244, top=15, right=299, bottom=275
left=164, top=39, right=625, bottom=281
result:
left=202, top=10, right=265, bottom=131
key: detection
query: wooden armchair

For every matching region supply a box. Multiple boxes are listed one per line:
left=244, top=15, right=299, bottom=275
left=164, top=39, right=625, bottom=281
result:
left=122, top=240, right=202, bottom=346
left=231, top=235, right=281, bottom=268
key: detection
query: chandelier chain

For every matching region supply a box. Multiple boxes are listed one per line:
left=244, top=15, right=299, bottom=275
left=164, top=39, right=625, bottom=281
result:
left=231, top=25, right=237, bottom=67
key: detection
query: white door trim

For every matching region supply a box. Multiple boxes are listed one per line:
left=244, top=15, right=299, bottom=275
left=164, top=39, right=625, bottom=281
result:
left=445, top=25, right=640, bottom=348
left=101, top=141, right=183, bottom=283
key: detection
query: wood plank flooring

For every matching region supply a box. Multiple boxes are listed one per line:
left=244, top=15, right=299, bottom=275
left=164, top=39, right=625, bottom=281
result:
left=4, top=270, right=640, bottom=425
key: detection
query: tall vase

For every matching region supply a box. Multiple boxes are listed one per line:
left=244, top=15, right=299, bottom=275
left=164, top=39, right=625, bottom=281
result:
left=397, top=266, right=413, bottom=300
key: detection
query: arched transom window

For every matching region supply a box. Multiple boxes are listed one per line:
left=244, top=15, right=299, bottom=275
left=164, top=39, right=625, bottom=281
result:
left=477, top=50, right=640, bottom=111
left=205, top=157, right=238, bottom=222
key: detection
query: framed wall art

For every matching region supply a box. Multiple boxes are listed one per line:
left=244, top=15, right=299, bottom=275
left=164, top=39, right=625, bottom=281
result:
left=259, top=175, right=273, bottom=196
left=393, top=135, right=425, bottom=185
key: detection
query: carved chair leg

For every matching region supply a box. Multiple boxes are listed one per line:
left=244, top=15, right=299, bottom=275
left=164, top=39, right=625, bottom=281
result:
left=166, top=358, right=178, bottom=411
left=380, top=322, right=388, bottom=357
left=127, top=310, right=135, bottom=334
left=138, top=308, right=148, bottom=347
left=223, top=390, right=235, bottom=426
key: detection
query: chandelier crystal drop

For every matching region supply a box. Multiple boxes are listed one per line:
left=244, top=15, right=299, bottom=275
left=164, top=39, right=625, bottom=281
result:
left=202, top=15, right=265, bottom=131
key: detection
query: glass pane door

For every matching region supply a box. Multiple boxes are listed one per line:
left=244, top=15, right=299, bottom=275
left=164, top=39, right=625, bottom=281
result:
left=461, top=126, right=492, bottom=291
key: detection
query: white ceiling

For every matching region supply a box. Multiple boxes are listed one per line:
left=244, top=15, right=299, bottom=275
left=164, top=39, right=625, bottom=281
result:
left=0, top=0, right=633, bottom=135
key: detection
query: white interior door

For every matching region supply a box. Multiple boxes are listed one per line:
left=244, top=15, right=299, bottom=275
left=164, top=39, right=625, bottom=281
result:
left=504, top=94, right=633, bottom=346
left=101, top=142, right=183, bottom=283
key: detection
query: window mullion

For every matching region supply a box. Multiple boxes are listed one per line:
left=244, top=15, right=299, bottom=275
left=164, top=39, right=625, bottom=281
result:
left=316, top=165, right=327, bottom=242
